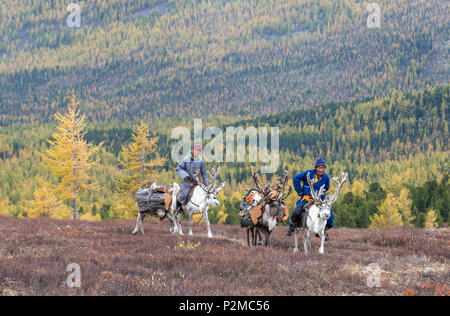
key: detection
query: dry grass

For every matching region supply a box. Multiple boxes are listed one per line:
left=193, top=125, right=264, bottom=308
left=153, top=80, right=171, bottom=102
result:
left=0, top=216, right=448, bottom=296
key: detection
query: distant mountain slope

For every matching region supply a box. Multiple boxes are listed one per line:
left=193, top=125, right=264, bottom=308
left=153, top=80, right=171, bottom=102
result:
left=230, top=84, right=449, bottom=163
left=0, top=0, right=448, bottom=124
left=84, top=84, right=449, bottom=167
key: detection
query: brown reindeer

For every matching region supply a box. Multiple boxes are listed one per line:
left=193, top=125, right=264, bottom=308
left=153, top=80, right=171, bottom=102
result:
left=240, top=171, right=291, bottom=247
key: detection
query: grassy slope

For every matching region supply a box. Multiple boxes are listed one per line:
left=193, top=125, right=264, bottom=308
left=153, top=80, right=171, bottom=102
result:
left=0, top=217, right=448, bottom=296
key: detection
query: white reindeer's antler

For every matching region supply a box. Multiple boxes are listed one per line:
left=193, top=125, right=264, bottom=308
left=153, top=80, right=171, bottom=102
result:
left=326, top=172, right=348, bottom=205
left=210, top=167, right=226, bottom=194
left=196, top=167, right=226, bottom=194
left=306, top=172, right=326, bottom=205
left=193, top=170, right=209, bottom=192
left=215, top=181, right=227, bottom=194
left=207, top=167, right=221, bottom=189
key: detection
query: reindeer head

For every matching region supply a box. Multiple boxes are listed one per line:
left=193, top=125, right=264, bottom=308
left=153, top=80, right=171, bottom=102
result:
left=306, top=171, right=348, bottom=221
left=245, top=171, right=292, bottom=222
left=272, top=170, right=292, bottom=221
left=193, top=167, right=227, bottom=207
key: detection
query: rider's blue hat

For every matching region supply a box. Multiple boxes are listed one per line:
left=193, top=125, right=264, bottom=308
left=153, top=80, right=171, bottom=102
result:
left=315, top=158, right=327, bottom=168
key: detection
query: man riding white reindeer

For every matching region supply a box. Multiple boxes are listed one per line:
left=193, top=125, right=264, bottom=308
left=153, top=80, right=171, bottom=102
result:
left=285, top=158, right=334, bottom=240
left=175, top=143, right=208, bottom=216
left=174, top=143, right=226, bottom=238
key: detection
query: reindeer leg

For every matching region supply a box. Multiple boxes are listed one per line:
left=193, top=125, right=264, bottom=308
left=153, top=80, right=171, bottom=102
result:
left=140, top=213, right=146, bottom=235
left=254, top=228, right=260, bottom=246
left=132, top=212, right=141, bottom=234
left=188, top=211, right=194, bottom=236
left=166, top=212, right=175, bottom=233
left=319, top=230, right=325, bottom=254
left=177, top=214, right=184, bottom=236
left=293, top=228, right=299, bottom=253
left=204, top=210, right=213, bottom=238
left=304, top=229, right=310, bottom=255
left=247, top=228, right=251, bottom=246
left=266, top=231, right=271, bottom=247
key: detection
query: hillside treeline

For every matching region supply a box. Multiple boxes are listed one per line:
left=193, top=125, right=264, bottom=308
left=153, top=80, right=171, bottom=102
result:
left=0, top=0, right=448, bottom=124
left=0, top=84, right=448, bottom=227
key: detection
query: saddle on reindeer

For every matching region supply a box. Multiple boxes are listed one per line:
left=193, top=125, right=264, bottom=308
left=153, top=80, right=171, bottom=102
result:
left=238, top=171, right=291, bottom=227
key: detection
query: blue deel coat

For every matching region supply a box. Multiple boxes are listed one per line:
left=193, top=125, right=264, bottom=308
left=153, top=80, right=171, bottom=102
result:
left=293, top=169, right=334, bottom=227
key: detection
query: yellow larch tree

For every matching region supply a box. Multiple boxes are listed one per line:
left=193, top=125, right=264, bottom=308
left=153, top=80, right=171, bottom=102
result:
left=27, top=180, right=72, bottom=219
left=43, top=96, right=99, bottom=219
left=0, top=134, right=6, bottom=154
left=424, top=209, right=439, bottom=229
left=351, top=179, right=365, bottom=197
left=0, top=196, right=11, bottom=217
left=397, top=188, right=415, bottom=226
left=369, top=193, right=404, bottom=228
left=114, top=121, right=166, bottom=218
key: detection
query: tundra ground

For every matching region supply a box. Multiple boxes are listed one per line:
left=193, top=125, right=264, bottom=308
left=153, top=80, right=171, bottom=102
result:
left=0, top=217, right=448, bottom=296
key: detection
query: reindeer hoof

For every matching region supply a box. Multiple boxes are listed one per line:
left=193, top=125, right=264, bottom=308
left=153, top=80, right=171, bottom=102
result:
left=132, top=230, right=138, bottom=235
left=293, top=248, right=298, bottom=253
left=208, top=234, right=213, bottom=238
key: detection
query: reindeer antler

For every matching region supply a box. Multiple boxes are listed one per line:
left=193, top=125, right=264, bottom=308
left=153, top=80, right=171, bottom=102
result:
left=306, top=172, right=326, bottom=205
left=211, top=167, right=226, bottom=194
left=273, top=170, right=292, bottom=201
left=193, top=170, right=210, bottom=192
left=207, top=167, right=221, bottom=189
left=326, top=172, right=348, bottom=205
left=275, top=170, right=288, bottom=194
left=197, top=167, right=226, bottom=194
left=279, top=186, right=292, bottom=201
left=251, top=171, right=265, bottom=195
left=250, top=171, right=276, bottom=202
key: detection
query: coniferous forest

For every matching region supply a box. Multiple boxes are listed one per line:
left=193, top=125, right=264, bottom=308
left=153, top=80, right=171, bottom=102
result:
left=0, top=0, right=448, bottom=229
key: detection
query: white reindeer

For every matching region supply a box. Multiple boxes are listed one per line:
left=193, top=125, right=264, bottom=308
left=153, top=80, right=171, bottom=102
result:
left=293, top=172, right=348, bottom=255
left=173, top=168, right=226, bottom=238
left=132, top=183, right=180, bottom=235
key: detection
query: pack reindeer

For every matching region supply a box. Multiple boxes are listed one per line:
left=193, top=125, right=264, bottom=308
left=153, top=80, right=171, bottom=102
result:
left=293, top=172, right=348, bottom=255
left=132, top=183, right=180, bottom=235
left=173, top=167, right=226, bottom=238
left=241, top=171, right=291, bottom=247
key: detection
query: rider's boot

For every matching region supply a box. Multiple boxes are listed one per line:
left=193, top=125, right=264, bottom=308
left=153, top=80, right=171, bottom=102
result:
left=176, top=201, right=184, bottom=216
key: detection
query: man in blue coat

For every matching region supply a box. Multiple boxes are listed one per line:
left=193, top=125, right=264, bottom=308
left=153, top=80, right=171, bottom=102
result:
left=175, top=144, right=208, bottom=215
left=285, top=158, right=334, bottom=240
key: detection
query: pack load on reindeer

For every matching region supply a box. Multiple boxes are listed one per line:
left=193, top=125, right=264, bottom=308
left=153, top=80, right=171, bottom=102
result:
left=136, top=183, right=173, bottom=214
left=238, top=172, right=290, bottom=227
left=239, top=171, right=292, bottom=247
left=239, top=189, right=265, bottom=227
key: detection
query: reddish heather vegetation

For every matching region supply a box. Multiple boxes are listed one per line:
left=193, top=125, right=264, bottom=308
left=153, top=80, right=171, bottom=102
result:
left=0, top=216, right=448, bottom=296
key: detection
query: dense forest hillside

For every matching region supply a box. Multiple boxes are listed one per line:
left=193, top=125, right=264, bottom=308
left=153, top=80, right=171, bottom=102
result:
left=0, top=0, right=448, bottom=124
left=0, top=84, right=448, bottom=227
